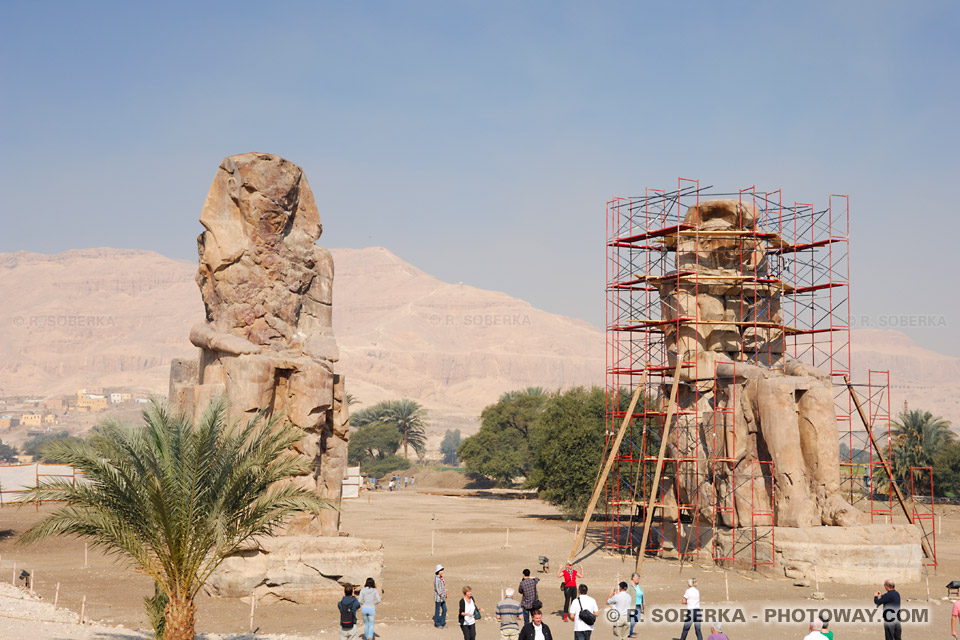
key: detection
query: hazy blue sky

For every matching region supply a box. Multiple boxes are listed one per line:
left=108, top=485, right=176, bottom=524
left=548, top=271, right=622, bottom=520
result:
left=2, top=2, right=958, bottom=354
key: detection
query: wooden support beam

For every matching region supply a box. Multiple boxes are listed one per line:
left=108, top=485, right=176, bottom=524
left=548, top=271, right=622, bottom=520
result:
left=568, top=371, right=648, bottom=563
left=636, top=357, right=684, bottom=572
left=844, top=375, right=933, bottom=559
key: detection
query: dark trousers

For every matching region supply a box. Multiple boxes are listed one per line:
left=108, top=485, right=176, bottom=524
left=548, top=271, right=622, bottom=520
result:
left=574, top=631, right=592, bottom=640
left=883, top=621, right=902, bottom=640
left=433, top=600, right=447, bottom=627
left=460, top=623, right=477, bottom=640
left=563, top=586, right=577, bottom=614
left=522, top=607, right=532, bottom=624
left=679, top=608, right=703, bottom=640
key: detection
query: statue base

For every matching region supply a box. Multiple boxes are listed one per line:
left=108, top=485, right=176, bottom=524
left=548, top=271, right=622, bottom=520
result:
left=203, top=536, right=384, bottom=604
left=714, top=524, right=922, bottom=584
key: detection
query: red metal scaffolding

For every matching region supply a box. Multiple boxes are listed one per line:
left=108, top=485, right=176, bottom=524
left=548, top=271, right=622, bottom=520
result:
left=603, top=180, right=934, bottom=569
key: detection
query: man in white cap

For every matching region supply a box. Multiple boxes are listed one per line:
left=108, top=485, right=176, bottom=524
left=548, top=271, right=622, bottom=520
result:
left=434, top=564, right=448, bottom=628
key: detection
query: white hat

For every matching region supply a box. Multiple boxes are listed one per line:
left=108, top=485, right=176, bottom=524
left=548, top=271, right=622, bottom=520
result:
left=436, top=564, right=444, bottom=572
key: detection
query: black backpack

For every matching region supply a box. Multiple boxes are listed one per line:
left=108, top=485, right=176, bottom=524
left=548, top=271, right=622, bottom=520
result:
left=339, top=597, right=358, bottom=628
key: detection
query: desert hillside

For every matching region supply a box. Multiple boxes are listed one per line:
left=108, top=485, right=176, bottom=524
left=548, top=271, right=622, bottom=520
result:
left=0, top=248, right=957, bottom=434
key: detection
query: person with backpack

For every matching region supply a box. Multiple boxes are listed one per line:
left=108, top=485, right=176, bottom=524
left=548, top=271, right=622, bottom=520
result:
left=567, top=584, right=598, bottom=640
left=337, top=584, right=361, bottom=640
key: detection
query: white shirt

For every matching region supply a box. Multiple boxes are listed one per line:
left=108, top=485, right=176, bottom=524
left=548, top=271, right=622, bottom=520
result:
left=463, top=599, right=476, bottom=626
left=803, top=632, right=824, bottom=640
left=533, top=623, right=545, bottom=640
left=569, top=594, right=598, bottom=631
left=683, top=586, right=700, bottom=609
left=607, top=590, right=631, bottom=617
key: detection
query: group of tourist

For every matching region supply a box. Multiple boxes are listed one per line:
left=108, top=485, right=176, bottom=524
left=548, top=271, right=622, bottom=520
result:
left=334, top=566, right=915, bottom=640
left=336, top=577, right=382, bottom=640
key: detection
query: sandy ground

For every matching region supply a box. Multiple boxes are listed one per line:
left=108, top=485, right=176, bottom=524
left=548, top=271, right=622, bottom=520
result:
left=1, top=490, right=959, bottom=639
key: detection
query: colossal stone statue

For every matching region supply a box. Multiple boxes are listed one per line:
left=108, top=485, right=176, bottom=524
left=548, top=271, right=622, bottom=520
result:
left=657, top=199, right=862, bottom=530
left=169, top=152, right=348, bottom=537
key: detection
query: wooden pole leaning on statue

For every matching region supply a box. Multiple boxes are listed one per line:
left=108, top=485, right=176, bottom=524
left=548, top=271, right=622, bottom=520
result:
left=844, top=375, right=933, bottom=559
left=568, top=370, right=649, bottom=563
left=636, top=357, right=684, bottom=573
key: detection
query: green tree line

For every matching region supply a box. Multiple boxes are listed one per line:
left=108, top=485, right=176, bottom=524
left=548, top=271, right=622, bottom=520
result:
left=458, top=389, right=960, bottom=514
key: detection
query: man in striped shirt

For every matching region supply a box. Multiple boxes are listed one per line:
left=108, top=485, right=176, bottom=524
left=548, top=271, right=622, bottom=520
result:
left=496, top=588, right=523, bottom=640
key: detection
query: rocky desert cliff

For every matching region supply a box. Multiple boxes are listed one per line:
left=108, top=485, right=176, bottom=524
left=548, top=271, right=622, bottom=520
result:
left=1, top=248, right=957, bottom=435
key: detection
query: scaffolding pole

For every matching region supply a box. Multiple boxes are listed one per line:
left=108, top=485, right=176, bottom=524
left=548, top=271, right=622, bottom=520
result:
left=844, top=375, right=933, bottom=560
left=636, top=357, right=683, bottom=572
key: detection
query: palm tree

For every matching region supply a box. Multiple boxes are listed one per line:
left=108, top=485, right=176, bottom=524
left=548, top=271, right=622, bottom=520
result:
left=890, top=409, right=955, bottom=489
left=382, top=398, right=427, bottom=458
left=19, top=399, right=330, bottom=640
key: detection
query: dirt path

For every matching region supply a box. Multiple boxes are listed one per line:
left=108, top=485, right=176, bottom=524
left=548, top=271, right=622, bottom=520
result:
left=1, top=490, right=958, bottom=639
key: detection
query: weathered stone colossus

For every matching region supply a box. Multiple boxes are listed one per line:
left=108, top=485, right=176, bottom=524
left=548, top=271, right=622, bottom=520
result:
left=168, top=152, right=348, bottom=537
left=657, top=199, right=862, bottom=531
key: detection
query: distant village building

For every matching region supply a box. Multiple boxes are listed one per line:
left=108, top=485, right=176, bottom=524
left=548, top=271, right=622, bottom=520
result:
left=109, top=392, right=132, bottom=405
left=21, top=413, right=43, bottom=427
left=44, top=413, right=57, bottom=425
left=43, top=397, right=66, bottom=413
left=134, top=397, right=150, bottom=404
left=76, top=389, right=108, bottom=413
left=0, top=415, right=17, bottom=430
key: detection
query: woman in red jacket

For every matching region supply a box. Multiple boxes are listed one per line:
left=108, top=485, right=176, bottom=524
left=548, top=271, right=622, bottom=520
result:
left=556, top=562, right=584, bottom=622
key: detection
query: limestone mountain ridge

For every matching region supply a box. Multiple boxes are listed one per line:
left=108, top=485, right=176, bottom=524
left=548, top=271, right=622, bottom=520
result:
left=0, top=247, right=957, bottom=435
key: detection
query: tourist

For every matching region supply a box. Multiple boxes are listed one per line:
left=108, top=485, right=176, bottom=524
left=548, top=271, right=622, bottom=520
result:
left=458, top=585, right=484, bottom=640
left=518, top=568, right=540, bottom=624
left=557, top=561, right=584, bottom=622
left=628, top=572, right=644, bottom=638
left=803, top=618, right=825, bottom=640
left=679, top=578, right=703, bottom=640
left=567, top=584, right=598, bottom=640
left=358, top=577, right=381, bottom=640
left=953, top=595, right=960, bottom=639
left=820, top=615, right=833, bottom=639
left=606, top=581, right=631, bottom=639
left=707, top=621, right=729, bottom=640
left=496, top=587, right=523, bottom=640
left=519, top=609, right=554, bottom=640
left=434, top=564, right=448, bottom=628
left=873, top=579, right=901, bottom=640
left=388, top=479, right=394, bottom=491
left=337, top=584, right=361, bottom=640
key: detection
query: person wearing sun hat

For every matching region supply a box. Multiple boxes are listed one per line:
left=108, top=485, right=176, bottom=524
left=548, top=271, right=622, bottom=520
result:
left=434, top=563, right=448, bottom=628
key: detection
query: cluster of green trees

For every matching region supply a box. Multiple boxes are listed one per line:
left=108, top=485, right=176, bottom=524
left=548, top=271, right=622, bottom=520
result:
left=348, top=399, right=427, bottom=477
left=0, top=439, right=17, bottom=463
left=459, top=388, right=960, bottom=511
left=888, top=409, right=959, bottom=496
left=439, top=429, right=461, bottom=466
left=458, top=386, right=652, bottom=516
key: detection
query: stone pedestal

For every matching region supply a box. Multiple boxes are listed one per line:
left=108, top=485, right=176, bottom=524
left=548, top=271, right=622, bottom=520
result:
left=204, top=536, right=385, bottom=604
left=767, top=524, right=922, bottom=584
